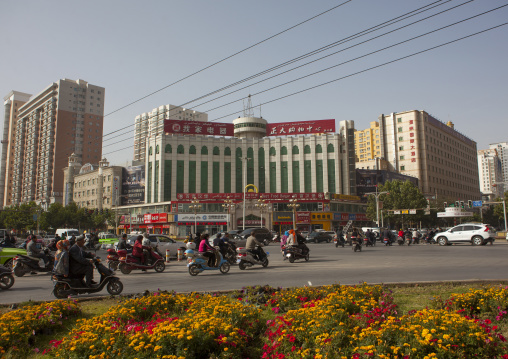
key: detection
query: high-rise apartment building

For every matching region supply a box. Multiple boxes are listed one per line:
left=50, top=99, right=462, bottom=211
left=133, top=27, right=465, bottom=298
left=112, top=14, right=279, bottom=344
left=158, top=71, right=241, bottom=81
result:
left=1, top=91, right=31, bottom=208
left=356, top=110, right=480, bottom=201
left=354, top=121, right=381, bottom=163
left=477, top=148, right=503, bottom=200
left=1, top=79, right=105, bottom=206
left=489, top=142, right=508, bottom=190
left=133, top=105, right=208, bottom=162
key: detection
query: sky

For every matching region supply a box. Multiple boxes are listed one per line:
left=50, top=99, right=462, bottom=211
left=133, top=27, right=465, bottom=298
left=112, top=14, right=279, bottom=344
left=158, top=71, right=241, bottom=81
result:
left=1, top=0, right=507, bottom=166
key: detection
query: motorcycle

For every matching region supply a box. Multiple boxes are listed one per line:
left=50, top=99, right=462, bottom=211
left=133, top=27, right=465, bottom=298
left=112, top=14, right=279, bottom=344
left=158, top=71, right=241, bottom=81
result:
left=363, top=236, right=376, bottom=247
left=219, top=242, right=237, bottom=265
left=106, top=247, right=132, bottom=271
left=0, top=266, right=15, bottom=290
left=285, top=245, right=309, bottom=263
left=12, top=247, right=55, bottom=277
left=236, top=245, right=269, bottom=270
left=185, top=248, right=231, bottom=276
left=52, top=258, right=123, bottom=298
left=85, top=237, right=102, bottom=251
left=117, top=247, right=166, bottom=274
left=406, top=236, right=412, bottom=246
left=352, top=238, right=362, bottom=252
left=397, top=236, right=405, bottom=246
left=334, top=234, right=345, bottom=248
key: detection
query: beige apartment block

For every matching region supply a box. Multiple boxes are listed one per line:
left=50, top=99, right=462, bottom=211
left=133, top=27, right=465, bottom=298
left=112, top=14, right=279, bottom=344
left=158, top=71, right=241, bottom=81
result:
left=478, top=148, right=504, bottom=200
left=1, top=91, right=31, bottom=208
left=3, top=79, right=105, bottom=206
left=63, top=155, right=123, bottom=209
left=358, top=110, right=480, bottom=201
left=134, top=105, right=208, bottom=162
left=354, top=121, right=381, bottom=163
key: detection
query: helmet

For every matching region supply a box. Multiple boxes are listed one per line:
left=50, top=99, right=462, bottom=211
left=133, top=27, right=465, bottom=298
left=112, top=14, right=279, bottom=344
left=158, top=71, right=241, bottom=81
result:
left=186, top=242, right=196, bottom=250
left=185, top=249, right=194, bottom=257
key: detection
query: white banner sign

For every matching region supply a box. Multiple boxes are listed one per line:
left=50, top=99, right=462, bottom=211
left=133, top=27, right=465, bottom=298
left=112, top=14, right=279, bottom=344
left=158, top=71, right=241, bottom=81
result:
left=177, top=213, right=229, bottom=222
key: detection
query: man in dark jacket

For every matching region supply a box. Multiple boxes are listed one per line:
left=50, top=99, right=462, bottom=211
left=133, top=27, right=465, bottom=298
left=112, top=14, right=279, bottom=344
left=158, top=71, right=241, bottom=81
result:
left=117, top=233, right=132, bottom=250
left=69, top=235, right=96, bottom=287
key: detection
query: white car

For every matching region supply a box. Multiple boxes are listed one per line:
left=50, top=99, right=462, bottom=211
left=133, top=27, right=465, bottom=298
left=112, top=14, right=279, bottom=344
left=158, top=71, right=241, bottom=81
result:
left=123, top=234, right=186, bottom=258
left=435, top=223, right=496, bottom=246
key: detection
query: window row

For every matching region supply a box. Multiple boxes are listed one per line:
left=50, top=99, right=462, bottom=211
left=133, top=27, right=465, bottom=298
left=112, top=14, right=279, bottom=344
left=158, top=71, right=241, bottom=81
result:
left=150, top=143, right=336, bottom=155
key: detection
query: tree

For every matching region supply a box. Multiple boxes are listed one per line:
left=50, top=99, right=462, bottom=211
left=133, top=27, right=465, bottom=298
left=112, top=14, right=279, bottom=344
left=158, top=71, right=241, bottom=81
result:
left=366, top=180, right=428, bottom=229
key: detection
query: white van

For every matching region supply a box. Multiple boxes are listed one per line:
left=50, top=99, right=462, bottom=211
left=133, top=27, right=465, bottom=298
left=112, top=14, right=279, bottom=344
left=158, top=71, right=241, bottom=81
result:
left=55, top=228, right=79, bottom=238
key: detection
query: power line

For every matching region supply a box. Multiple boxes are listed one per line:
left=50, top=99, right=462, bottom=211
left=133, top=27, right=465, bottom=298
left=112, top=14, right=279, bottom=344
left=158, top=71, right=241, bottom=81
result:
left=101, top=0, right=451, bottom=140
left=102, top=0, right=355, bottom=118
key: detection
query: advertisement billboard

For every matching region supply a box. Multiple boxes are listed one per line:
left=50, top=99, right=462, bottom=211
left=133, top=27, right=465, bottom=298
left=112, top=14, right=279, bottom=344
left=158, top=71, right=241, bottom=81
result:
left=122, top=165, right=145, bottom=205
left=164, top=119, right=234, bottom=136
left=266, top=119, right=335, bottom=136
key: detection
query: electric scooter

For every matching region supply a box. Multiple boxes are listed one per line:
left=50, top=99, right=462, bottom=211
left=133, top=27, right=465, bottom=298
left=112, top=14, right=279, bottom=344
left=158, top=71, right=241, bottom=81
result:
left=185, top=249, right=230, bottom=276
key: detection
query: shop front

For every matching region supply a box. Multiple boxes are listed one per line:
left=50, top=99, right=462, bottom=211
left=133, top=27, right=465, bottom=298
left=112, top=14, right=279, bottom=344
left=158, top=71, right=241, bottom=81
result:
left=143, top=213, right=170, bottom=234
left=176, top=213, right=228, bottom=238
left=310, top=212, right=333, bottom=231
left=272, top=211, right=311, bottom=233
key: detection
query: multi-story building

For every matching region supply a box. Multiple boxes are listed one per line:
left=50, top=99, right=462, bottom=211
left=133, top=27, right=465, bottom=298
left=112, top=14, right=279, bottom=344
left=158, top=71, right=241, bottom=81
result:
left=62, top=154, right=123, bottom=209
left=1, top=91, right=31, bottom=208
left=3, top=79, right=105, bottom=206
left=489, top=142, right=508, bottom=190
left=354, top=121, right=381, bottom=163
left=477, top=149, right=504, bottom=200
left=133, top=105, right=208, bottom=162
left=357, top=110, right=480, bottom=202
left=145, top=116, right=361, bottom=236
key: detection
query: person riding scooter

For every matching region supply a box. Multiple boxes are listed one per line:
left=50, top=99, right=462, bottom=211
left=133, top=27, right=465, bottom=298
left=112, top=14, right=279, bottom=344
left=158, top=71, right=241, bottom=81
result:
left=198, top=233, right=216, bottom=267
left=246, top=229, right=266, bottom=261
left=132, top=235, right=150, bottom=265
left=27, top=235, right=50, bottom=268
left=69, top=235, right=96, bottom=287
left=117, top=233, right=132, bottom=251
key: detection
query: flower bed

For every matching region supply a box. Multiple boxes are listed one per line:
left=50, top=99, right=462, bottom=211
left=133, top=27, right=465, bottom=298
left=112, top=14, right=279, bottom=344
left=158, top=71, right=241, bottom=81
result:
left=3, top=284, right=508, bottom=358
left=0, top=300, right=81, bottom=356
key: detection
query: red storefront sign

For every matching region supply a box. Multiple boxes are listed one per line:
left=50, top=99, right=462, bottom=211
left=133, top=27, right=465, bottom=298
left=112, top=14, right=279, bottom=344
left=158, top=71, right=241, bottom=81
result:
left=176, top=192, right=326, bottom=202
left=341, top=213, right=349, bottom=221
left=164, top=120, right=234, bottom=136
left=296, top=211, right=311, bottom=223
left=267, top=119, right=335, bottom=136
left=144, top=213, right=168, bottom=224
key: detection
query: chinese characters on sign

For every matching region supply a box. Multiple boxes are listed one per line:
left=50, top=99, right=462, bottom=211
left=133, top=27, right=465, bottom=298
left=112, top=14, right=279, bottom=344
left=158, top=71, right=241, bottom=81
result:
left=266, top=119, right=335, bottom=136
left=164, top=119, right=234, bottom=136
left=175, top=192, right=327, bottom=202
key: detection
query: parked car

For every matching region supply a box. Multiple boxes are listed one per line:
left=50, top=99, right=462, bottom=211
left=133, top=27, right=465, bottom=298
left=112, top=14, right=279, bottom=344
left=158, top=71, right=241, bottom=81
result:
left=435, top=223, right=496, bottom=246
left=122, top=234, right=186, bottom=258
left=306, top=231, right=333, bottom=243
left=1, top=247, right=27, bottom=268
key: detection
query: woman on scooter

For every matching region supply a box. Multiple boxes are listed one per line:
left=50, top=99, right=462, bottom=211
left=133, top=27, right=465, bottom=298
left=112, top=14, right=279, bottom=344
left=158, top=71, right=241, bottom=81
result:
left=198, top=233, right=215, bottom=267
left=53, top=239, right=70, bottom=277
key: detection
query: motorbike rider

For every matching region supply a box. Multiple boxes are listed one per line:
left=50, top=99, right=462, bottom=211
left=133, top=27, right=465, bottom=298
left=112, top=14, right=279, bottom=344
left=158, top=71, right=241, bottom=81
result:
left=27, top=235, right=50, bottom=268
left=365, top=229, right=375, bottom=246
left=132, top=235, right=150, bottom=265
left=69, top=235, right=96, bottom=287
left=53, top=239, right=70, bottom=277
left=295, top=229, right=309, bottom=254
left=382, top=228, right=392, bottom=246
left=142, top=233, right=154, bottom=265
left=412, top=229, right=421, bottom=244
left=1, top=233, right=15, bottom=247
left=246, top=229, right=266, bottom=261
left=198, top=233, right=215, bottom=267
left=280, top=230, right=289, bottom=259
left=117, top=233, right=132, bottom=251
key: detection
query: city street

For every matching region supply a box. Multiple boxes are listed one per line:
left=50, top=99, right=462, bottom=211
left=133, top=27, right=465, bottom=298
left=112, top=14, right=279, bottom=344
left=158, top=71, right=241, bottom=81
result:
left=1, top=240, right=507, bottom=304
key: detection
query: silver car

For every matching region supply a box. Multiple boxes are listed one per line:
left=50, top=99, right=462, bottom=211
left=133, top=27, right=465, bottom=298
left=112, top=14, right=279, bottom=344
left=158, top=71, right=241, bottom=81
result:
left=435, top=223, right=496, bottom=246
left=123, top=235, right=186, bottom=258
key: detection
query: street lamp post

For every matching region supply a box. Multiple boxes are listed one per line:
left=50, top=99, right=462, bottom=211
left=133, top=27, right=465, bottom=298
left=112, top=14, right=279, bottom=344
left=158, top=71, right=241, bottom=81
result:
left=364, top=186, right=389, bottom=227
left=189, top=197, right=202, bottom=236
left=241, top=156, right=252, bottom=230
left=288, top=195, right=300, bottom=230
left=222, top=196, right=235, bottom=232
left=255, top=196, right=268, bottom=228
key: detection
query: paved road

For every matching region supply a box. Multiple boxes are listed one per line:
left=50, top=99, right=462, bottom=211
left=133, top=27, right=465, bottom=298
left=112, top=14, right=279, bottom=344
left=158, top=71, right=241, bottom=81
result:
left=1, top=240, right=507, bottom=304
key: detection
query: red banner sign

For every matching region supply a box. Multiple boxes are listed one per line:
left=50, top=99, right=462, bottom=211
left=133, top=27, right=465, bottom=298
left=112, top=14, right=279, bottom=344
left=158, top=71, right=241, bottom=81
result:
left=266, top=119, right=335, bottom=136
left=144, top=213, right=168, bottom=224
left=176, top=192, right=326, bottom=202
left=297, top=211, right=311, bottom=223
left=164, top=120, right=234, bottom=136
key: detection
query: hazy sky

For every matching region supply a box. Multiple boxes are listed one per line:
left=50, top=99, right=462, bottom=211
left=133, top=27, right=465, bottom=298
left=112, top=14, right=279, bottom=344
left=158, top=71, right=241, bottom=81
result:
left=1, top=0, right=507, bottom=166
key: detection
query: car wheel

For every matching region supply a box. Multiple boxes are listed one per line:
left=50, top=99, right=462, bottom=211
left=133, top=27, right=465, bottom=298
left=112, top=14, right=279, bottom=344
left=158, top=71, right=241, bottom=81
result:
left=106, top=279, right=124, bottom=295
left=220, top=262, right=230, bottom=274
left=472, top=236, right=484, bottom=246
left=437, top=236, right=448, bottom=246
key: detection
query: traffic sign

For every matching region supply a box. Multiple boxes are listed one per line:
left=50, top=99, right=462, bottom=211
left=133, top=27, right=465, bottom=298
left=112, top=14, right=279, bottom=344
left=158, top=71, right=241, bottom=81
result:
left=472, top=200, right=482, bottom=208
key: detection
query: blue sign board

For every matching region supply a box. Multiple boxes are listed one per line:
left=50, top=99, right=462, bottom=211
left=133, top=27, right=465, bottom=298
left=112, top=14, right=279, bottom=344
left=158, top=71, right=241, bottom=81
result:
left=472, top=200, right=482, bottom=208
